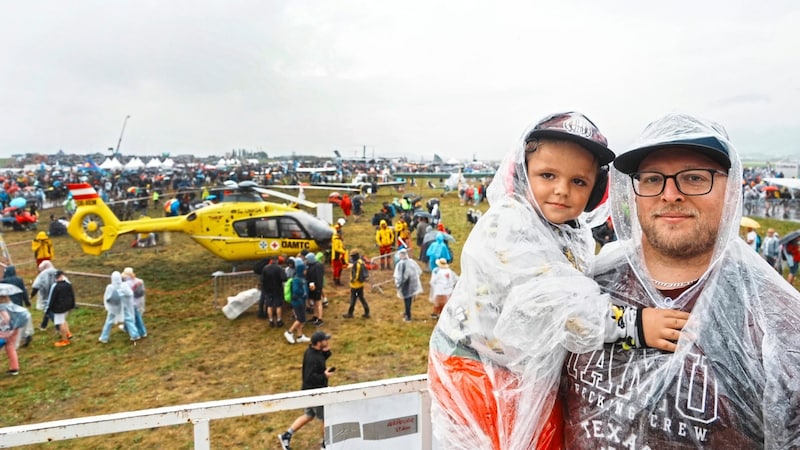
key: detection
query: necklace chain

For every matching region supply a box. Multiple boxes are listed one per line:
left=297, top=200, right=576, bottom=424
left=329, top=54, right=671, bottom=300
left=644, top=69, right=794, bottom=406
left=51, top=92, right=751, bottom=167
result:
left=651, top=278, right=698, bottom=289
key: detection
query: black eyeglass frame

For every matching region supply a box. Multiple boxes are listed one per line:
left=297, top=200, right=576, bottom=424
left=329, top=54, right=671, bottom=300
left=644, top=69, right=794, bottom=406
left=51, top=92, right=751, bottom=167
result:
left=629, top=168, right=729, bottom=197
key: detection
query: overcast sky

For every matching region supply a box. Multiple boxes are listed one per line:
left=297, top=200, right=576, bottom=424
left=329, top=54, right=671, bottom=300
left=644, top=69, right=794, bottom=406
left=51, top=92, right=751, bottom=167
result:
left=1, top=1, right=798, bottom=162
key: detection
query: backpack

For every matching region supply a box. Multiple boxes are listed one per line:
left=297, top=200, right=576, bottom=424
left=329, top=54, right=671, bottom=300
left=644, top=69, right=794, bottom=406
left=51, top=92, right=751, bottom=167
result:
left=106, top=289, right=122, bottom=306
left=755, top=233, right=762, bottom=253
left=132, top=281, right=145, bottom=298
left=358, top=260, right=369, bottom=282
left=283, top=277, right=293, bottom=303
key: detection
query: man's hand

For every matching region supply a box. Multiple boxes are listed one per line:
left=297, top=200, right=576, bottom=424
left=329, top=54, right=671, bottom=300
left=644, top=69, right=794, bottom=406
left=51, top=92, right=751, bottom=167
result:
left=642, top=308, right=690, bottom=352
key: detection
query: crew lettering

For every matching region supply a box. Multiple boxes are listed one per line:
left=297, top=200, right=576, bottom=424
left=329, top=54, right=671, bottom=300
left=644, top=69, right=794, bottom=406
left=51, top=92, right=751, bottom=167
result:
left=281, top=241, right=311, bottom=250
left=570, top=345, right=717, bottom=445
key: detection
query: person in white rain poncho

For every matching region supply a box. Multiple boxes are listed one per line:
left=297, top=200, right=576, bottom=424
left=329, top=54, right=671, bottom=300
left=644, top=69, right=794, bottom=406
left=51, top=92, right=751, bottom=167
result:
left=428, top=112, right=688, bottom=450
left=561, top=113, right=800, bottom=448
left=393, top=248, right=423, bottom=322
left=98, top=271, right=141, bottom=343
left=429, top=258, right=459, bottom=319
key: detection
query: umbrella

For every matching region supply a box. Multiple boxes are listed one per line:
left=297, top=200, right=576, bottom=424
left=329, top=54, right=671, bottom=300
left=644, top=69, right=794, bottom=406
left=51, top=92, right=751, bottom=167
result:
left=739, top=216, right=761, bottom=229
left=0, top=283, right=23, bottom=297
left=413, top=210, right=434, bottom=219
left=779, top=230, right=800, bottom=246
left=762, top=185, right=780, bottom=192
left=9, top=197, right=26, bottom=208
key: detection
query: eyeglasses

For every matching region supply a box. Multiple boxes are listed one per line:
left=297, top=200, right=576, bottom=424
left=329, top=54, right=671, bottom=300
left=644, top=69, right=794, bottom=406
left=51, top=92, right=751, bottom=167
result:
left=630, top=169, right=728, bottom=197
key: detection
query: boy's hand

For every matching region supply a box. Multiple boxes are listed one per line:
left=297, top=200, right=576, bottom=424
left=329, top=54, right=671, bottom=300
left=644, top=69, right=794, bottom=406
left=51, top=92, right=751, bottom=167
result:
left=642, top=308, right=690, bottom=352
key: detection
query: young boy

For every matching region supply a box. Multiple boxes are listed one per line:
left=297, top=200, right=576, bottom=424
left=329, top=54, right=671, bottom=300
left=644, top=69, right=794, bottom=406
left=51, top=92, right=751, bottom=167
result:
left=428, top=112, right=689, bottom=450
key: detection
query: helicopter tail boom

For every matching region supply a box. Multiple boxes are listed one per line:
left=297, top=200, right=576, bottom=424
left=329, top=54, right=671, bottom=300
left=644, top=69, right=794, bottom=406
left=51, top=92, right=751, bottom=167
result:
left=66, top=183, right=123, bottom=255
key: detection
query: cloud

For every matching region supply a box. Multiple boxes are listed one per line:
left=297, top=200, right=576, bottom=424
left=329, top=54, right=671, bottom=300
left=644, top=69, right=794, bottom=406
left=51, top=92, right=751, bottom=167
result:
left=0, top=1, right=799, bottom=161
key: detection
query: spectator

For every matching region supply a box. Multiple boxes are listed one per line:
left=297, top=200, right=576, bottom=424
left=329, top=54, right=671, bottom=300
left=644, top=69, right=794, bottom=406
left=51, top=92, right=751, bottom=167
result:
left=342, top=250, right=370, bottom=319
left=784, top=238, right=800, bottom=285
left=761, top=227, right=780, bottom=271
left=429, top=258, right=458, bottom=319
left=428, top=111, right=686, bottom=449
left=425, top=233, right=452, bottom=272
left=330, top=226, right=348, bottom=286
left=261, top=258, right=288, bottom=328
left=98, top=271, right=134, bottom=343
left=284, top=260, right=310, bottom=344
left=278, top=331, right=335, bottom=450
left=744, top=226, right=760, bottom=252
left=2, top=266, right=32, bottom=348
left=375, top=219, right=396, bottom=270
left=393, top=248, right=423, bottom=322
left=0, top=294, right=31, bottom=375
left=122, top=267, right=147, bottom=339
left=31, top=231, right=54, bottom=266
left=31, top=260, right=58, bottom=331
left=561, top=112, right=800, bottom=447
left=304, top=253, right=325, bottom=326
left=47, top=270, right=75, bottom=347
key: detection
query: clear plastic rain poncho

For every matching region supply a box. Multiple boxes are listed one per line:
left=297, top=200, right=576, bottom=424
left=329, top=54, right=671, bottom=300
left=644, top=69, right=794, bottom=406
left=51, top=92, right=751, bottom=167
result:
left=561, top=114, right=800, bottom=448
left=428, top=118, right=615, bottom=450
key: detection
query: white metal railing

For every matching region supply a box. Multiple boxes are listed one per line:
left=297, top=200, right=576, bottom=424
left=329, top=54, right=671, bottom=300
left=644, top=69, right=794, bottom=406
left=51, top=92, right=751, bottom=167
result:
left=0, top=374, right=431, bottom=449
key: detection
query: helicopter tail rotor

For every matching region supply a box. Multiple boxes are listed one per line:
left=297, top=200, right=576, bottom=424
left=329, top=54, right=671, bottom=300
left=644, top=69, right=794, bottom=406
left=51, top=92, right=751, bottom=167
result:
left=66, top=183, right=122, bottom=255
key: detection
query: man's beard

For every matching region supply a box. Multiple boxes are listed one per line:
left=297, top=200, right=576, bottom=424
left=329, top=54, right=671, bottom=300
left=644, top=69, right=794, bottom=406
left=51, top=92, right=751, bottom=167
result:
left=640, top=208, right=719, bottom=259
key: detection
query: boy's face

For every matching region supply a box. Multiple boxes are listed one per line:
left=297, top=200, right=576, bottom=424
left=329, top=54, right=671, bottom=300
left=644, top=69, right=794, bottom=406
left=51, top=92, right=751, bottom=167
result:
left=526, top=141, right=597, bottom=224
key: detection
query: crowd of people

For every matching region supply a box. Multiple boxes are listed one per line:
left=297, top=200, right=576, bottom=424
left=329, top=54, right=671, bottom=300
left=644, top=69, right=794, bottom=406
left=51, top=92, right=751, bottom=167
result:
left=0, top=230, right=152, bottom=375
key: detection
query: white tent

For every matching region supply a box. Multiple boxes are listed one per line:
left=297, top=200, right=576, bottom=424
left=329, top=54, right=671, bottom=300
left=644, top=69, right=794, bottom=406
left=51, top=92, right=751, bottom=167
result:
left=161, top=158, right=175, bottom=168
left=124, top=158, right=145, bottom=170
left=100, top=158, right=124, bottom=170
left=146, top=158, right=162, bottom=168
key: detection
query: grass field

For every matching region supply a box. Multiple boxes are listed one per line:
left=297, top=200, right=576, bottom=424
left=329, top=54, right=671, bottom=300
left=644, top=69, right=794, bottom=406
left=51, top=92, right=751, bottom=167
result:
left=1, top=183, right=798, bottom=449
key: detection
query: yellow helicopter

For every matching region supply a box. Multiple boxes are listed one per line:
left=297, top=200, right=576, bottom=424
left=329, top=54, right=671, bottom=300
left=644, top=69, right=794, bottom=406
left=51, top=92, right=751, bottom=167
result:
left=66, top=181, right=334, bottom=262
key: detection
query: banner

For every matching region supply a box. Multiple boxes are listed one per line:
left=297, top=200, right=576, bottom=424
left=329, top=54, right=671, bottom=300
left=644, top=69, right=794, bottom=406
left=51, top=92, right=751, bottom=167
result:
left=325, top=392, right=420, bottom=449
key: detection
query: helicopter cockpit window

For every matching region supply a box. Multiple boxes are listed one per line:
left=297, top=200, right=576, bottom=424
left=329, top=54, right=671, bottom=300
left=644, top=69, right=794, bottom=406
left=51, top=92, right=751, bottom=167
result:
left=255, top=218, right=279, bottom=238
left=233, top=218, right=279, bottom=238
left=279, top=217, right=308, bottom=239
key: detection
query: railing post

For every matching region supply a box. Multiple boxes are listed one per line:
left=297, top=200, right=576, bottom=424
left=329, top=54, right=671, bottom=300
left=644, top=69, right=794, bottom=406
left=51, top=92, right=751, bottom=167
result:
left=193, top=419, right=210, bottom=450
left=420, top=387, right=432, bottom=450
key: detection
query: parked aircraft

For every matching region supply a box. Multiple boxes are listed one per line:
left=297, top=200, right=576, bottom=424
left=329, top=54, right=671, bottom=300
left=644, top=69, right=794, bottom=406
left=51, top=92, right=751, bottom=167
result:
left=66, top=182, right=334, bottom=263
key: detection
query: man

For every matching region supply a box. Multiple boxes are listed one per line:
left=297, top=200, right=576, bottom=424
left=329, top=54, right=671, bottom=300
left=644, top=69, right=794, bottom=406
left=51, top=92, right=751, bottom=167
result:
left=762, top=227, right=781, bottom=271
left=561, top=113, right=800, bottom=448
left=47, top=270, right=75, bottom=347
left=415, top=217, right=431, bottom=261
left=278, top=331, right=334, bottom=450
left=304, top=253, right=325, bottom=326
left=260, top=258, right=287, bottom=328
left=342, top=250, right=370, bottom=319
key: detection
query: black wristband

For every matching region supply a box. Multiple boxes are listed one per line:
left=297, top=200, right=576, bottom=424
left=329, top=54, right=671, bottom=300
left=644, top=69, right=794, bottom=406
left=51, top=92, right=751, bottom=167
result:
left=636, top=306, right=646, bottom=348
